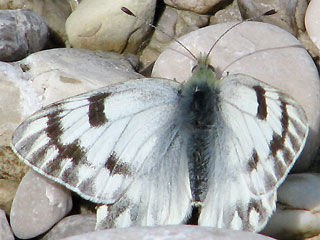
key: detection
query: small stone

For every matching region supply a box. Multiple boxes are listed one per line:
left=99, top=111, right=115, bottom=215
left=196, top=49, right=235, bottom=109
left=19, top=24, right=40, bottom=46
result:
left=305, top=0, right=320, bottom=51
left=66, top=0, right=157, bottom=53
left=237, top=0, right=308, bottom=36
left=262, top=173, right=320, bottom=239
left=0, top=146, right=29, bottom=181
left=0, top=179, right=19, bottom=215
left=0, top=0, right=72, bottom=44
left=152, top=21, right=320, bottom=172
left=0, top=9, right=48, bottom=62
left=10, top=169, right=73, bottom=239
left=0, top=209, right=14, bottom=240
left=60, top=225, right=274, bottom=240
left=42, top=214, right=96, bottom=240
left=164, top=0, right=224, bottom=14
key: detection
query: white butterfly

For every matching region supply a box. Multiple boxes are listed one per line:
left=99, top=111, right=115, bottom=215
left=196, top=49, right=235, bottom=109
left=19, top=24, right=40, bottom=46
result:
left=11, top=16, right=308, bottom=232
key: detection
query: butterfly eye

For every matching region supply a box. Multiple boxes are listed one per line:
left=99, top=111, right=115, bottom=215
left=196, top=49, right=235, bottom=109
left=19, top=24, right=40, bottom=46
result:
left=191, top=65, right=198, bottom=72
left=208, top=64, right=215, bottom=72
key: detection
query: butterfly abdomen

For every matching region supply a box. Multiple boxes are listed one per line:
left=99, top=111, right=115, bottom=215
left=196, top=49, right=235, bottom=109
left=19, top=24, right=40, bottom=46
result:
left=179, top=63, right=220, bottom=203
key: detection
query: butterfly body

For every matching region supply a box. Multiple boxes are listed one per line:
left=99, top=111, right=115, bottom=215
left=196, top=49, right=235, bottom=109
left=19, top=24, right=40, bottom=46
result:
left=12, top=54, right=308, bottom=231
left=178, top=56, right=220, bottom=203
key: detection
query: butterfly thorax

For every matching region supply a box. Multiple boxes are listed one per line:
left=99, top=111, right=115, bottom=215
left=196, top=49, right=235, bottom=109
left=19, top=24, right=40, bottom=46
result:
left=179, top=57, right=220, bottom=202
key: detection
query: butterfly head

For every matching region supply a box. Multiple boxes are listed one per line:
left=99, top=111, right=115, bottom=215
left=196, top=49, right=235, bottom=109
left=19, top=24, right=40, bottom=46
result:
left=188, top=55, right=219, bottom=89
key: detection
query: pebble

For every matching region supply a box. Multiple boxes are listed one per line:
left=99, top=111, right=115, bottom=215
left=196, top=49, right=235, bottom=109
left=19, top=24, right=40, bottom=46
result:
left=262, top=173, right=320, bottom=239
left=152, top=21, right=320, bottom=172
left=305, top=0, right=320, bottom=51
left=237, top=0, right=307, bottom=36
left=10, top=169, right=73, bottom=239
left=0, top=9, right=48, bottom=62
left=0, top=0, right=71, bottom=44
left=65, top=0, right=157, bottom=53
left=0, top=209, right=14, bottom=240
left=0, top=179, right=19, bottom=215
left=42, top=214, right=96, bottom=240
left=0, top=146, right=29, bottom=181
left=61, top=225, right=274, bottom=240
left=164, top=0, right=224, bottom=14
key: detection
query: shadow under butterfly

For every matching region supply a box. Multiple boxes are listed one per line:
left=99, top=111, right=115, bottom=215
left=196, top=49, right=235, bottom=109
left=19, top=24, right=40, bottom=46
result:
left=11, top=8, right=309, bottom=232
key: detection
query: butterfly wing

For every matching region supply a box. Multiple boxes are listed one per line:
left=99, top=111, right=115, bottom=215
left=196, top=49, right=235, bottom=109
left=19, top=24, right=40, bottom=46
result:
left=11, top=78, right=192, bottom=225
left=198, top=74, right=308, bottom=231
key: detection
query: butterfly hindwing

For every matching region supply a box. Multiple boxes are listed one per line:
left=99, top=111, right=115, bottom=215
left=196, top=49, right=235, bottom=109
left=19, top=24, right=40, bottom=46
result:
left=198, top=74, right=308, bottom=231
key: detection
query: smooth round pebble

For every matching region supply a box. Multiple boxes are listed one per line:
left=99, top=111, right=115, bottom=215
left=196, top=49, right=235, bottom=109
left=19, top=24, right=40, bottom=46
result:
left=0, top=9, right=48, bottom=62
left=305, top=0, right=320, bottom=50
left=262, top=173, right=320, bottom=239
left=152, top=21, right=320, bottom=172
left=60, top=225, right=274, bottom=240
left=66, top=0, right=156, bottom=53
left=0, top=208, right=14, bottom=240
left=42, top=214, right=96, bottom=240
left=10, top=169, right=73, bottom=239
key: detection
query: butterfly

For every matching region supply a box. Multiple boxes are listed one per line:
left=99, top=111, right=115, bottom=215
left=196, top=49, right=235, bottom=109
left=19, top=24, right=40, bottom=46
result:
left=11, top=9, right=308, bottom=232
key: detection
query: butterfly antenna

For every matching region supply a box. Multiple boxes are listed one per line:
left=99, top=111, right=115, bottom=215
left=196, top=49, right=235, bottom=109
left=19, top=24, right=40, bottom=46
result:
left=121, top=7, right=199, bottom=63
left=205, top=9, right=277, bottom=62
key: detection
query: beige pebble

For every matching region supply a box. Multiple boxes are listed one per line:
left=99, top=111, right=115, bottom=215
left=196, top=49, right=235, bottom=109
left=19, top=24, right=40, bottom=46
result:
left=66, top=0, right=156, bottom=53
left=152, top=21, right=320, bottom=172
left=10, top=169, right=72, bottom=239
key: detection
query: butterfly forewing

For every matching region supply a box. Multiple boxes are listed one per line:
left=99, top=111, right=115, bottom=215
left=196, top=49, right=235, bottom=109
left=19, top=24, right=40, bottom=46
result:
left=12, top=78, right=192, bottom=206
left=198, top=74, right=308, bottom=231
